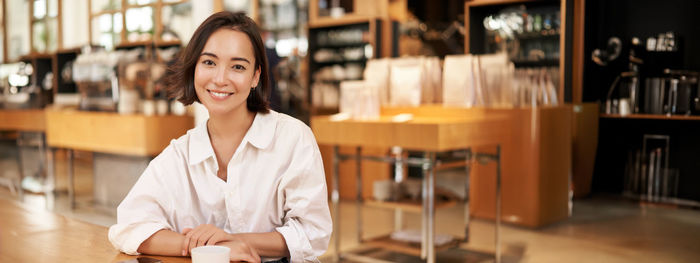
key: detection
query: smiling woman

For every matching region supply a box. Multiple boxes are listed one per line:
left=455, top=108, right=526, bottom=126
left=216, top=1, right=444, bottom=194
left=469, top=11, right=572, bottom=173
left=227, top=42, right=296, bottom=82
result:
left=107, top=11, right=332, bottom=263
left=193, top=29, right=261, bottom=117
left=165, top=11, right=270, bottom=114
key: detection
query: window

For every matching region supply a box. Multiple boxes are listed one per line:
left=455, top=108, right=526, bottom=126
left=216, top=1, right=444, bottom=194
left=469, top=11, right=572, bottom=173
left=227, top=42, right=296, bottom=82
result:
left=89, top=0, right=191, bottom=50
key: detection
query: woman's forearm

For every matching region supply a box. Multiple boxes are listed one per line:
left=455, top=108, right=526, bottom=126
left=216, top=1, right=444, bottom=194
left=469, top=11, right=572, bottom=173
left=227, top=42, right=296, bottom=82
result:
left=137, top=229, right=289, bottom=258
left=230, top=231, right=289, bottom=258
left=138, top=229, right=187, bottom=256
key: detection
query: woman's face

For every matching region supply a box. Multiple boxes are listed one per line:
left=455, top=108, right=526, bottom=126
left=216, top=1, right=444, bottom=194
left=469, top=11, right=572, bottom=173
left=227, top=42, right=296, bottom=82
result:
left=194, top=28, right=260, bottom=116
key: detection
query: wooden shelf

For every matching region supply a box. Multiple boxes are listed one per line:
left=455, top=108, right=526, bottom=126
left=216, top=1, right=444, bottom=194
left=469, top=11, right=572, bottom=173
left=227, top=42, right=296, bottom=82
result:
left=0, top=109, right=47, bottom=132
left=45, top=109, right=193, bottom=156
left=56, top=47, right=82, bottom=54
left=154, top=40, right=182, bottom=47
left=314, top=42, right=368, bottom=49
left=309, top=14, right=376, bottom=28
left=516, top=31, right=560, bottom=40
left=467, top=0, right=540, bottom=7
left=313, top=59, right=367, bottom=65
left=600, top=113, right=700, bottom=121
left=20, top=53, right=54, bottom=60
left=512, top=58, right=560, bottom=67
left=363, top=235, right=464, bottom=257
left=436, top=160, right=468, bottom=171
left=115, top=41, right=155, bottom=49
left=365, top=199, right=457, bottom=213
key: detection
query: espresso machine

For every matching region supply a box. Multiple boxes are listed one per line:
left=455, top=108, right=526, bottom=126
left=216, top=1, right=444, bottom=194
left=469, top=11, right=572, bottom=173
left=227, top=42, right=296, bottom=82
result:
left=72, top=50, right=121, bottom=111
left=644, top=69, right=699, bottom=116
left=600, top=37, right=643, bottom=115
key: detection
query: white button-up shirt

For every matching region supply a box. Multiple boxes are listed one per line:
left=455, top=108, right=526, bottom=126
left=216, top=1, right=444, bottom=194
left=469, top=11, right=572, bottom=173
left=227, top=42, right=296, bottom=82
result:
left=108, top=110, right=332, bottom=263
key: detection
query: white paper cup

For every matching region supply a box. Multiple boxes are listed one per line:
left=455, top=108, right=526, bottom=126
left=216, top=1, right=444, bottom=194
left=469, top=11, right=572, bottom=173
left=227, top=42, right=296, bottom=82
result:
left=191, top=245, right=230, bottom=263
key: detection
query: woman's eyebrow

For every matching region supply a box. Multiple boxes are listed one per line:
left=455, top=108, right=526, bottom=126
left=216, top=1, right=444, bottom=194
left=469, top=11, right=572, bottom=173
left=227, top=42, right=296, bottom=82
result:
left=200, top=52, right=251, bottom=64
left=201, top=52, right=218, bottom=58
left=230, top=57, right=251, bottom=64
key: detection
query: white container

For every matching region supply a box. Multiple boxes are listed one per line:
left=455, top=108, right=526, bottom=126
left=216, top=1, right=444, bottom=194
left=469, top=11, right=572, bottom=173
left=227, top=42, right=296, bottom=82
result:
left=156, top=99, right=169, bottom=115
left=142, top=100, right=155, bottom=116
left=118, top=89, right=140, bottom=115
left=191, top=245, right=230, bottom=263
left=340, top=81, right=379, bottom=120
left=373, top=180, right=398, bottom=201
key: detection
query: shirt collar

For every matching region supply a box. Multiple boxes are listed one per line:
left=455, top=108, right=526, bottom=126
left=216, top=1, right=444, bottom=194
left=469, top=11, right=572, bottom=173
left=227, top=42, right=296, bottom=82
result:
left=246, top=110, right=278, bottom=150
left=188, top=110, right=278, bottom=165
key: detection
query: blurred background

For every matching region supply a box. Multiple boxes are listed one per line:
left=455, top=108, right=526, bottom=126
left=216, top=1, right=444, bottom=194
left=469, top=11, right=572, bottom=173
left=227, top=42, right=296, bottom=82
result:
left=1, top=0, right=700, bottom=262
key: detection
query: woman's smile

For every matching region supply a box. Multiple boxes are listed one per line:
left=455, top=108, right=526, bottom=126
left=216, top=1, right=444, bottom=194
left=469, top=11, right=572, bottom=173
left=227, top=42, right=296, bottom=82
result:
left=208, top=89, right=235, bottom=100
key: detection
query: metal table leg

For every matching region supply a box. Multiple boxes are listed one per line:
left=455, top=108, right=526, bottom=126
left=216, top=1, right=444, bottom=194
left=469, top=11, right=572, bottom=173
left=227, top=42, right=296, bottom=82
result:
left=332, top=145, right=340, bottom=262
left=393, top=147, right=404, bottom=233
left=421, top=155, right=428, bottom=260
left=39, top=133, right=53, bottom=209
left=426, top=152, right=436, bottom=263
left=355, top=146, right=363, bottom=243
left=45, top=146, right=56, bottom=209
left=15, top=134, right=25, bottom=201
left=464, top=149, right=472, bottom=243
left=476, top=146, right=502, bottom=263
left=67, top=149, right=75, bottom=209
left=495, top=146, right=502, bottom=263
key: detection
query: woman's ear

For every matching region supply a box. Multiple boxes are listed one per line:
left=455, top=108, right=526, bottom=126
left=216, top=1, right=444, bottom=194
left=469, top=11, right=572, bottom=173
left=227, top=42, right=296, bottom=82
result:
left=252, top=65, right=261, bottom=88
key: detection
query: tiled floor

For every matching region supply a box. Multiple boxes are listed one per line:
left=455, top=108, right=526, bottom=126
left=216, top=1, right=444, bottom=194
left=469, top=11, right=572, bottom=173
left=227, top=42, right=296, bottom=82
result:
left=1, top=148, right=700, bottom=262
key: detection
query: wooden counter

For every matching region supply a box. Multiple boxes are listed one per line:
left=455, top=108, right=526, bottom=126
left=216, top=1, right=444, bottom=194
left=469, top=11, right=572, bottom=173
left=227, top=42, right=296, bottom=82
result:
left=312, top=106, right=508, bottom=151
left=312, top=105, right=509, bottom=200
left=314, top=105, right=573, bottom=228
left=45, top=109, right=194, bottom=156
left=470, top=106, right=573, bottom=228
left=0, top=109, right=46, bottom=132
left=0, top=198, right=191, bottom=262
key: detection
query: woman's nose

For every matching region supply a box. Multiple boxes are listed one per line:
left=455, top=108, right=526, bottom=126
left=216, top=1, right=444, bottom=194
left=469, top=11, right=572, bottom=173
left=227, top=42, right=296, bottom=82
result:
left=213, top=66, right=227, bottom=86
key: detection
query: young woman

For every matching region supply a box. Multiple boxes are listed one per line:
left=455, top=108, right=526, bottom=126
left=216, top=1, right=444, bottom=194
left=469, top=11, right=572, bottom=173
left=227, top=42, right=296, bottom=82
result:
left=108, top=12, right=331, bottom=263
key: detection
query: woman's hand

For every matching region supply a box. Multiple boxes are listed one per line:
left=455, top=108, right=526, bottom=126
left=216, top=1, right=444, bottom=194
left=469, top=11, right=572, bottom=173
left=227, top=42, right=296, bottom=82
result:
left=180, top=224, right=233, bottom=256
left=218, top=239, right=261, bottom=263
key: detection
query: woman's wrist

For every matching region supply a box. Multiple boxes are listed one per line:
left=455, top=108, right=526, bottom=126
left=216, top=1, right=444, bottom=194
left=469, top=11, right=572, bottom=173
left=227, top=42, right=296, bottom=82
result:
left=226, top=233, right=244, bottom=243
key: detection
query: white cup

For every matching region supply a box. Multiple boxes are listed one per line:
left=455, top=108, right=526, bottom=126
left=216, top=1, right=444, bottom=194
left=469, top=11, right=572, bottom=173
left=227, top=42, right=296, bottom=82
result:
left=156, top=100, right=169, bottom=115
left=191, top=245, right=230, bottom=263
left=373, top=180, right=398, bottom=201
left=142, top=100, right=155, bottom=116
left=619, top=98, right=631, bottom=116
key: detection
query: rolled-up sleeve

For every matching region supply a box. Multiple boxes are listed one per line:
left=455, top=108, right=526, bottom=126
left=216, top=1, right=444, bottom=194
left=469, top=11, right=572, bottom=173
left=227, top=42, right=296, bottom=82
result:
left=108, top=158, right=174, bottom=255
left=275, top=129, right=332, bottom=263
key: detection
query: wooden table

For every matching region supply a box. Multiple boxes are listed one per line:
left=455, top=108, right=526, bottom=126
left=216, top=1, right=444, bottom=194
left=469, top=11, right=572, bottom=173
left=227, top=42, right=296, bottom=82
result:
left=44, top=108, right=194, bottom=208
left=0, top=198, right=190, bottom=262
left=0, top=109, right=48, bottom=200
left=311, top=106, right=509, bottom=263
left=0, top=109, right=46, bottom=132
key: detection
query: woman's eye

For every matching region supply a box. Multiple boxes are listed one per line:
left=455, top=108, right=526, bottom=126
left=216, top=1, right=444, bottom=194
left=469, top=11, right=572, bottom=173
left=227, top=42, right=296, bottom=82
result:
left=233, top=65, right=246, bottom=71
left=202, top=60, right=215, bottom=66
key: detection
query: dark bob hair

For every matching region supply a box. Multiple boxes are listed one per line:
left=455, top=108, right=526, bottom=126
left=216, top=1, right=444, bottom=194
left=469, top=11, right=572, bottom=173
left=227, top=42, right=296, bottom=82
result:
left=165, top=11, right=269, bottom=113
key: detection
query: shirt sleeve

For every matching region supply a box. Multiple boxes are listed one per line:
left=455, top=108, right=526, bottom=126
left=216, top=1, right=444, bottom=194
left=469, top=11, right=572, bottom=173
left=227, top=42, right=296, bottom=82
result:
left=275, top=127, right=332, bottom=263
left=108, top=151, right=175, bottom=255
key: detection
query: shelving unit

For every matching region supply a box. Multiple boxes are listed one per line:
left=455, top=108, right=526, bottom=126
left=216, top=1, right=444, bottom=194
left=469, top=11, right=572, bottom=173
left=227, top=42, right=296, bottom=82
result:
left=307, top=17, right=382, bottom=116
left=463, top=0, right=574, bottom=228
left=600, top=113, right=700, bottom=121
left=363, top=235, right=465, bottom=257
left=18, top=53, right=55, bottom=107
left=53, top=48, right=80, bottom=97
left=585, top=1, right=700, bottom=205
left=365, top=199, right=457, bottom=213
left=465, top=0, right=569, bottom=104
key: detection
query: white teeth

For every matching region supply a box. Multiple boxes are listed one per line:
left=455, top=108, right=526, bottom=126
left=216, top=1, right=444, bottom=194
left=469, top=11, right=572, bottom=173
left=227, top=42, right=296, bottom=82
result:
left=210, top=91, right=231, bottom=98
